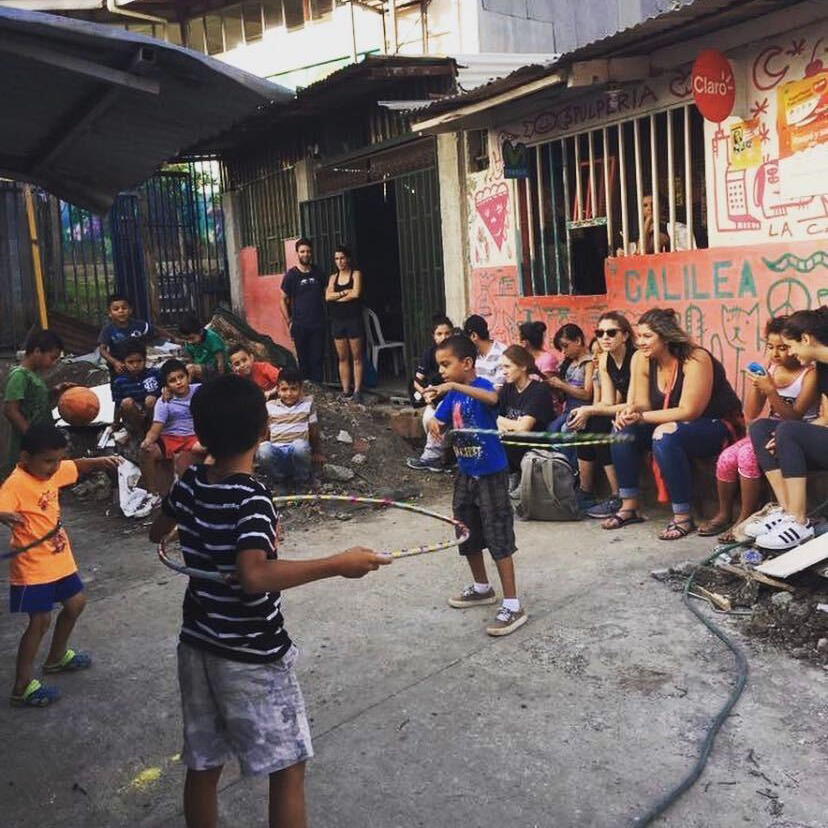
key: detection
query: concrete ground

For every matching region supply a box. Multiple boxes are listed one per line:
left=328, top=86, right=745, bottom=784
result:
left=0, top=494, right=827, bottom=828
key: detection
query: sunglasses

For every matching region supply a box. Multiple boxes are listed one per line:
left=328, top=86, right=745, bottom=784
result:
left=595, top=328, right=620, bottom=338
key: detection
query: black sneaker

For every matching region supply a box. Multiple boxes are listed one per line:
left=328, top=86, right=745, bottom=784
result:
left=406, top=456, right=446, bottom=472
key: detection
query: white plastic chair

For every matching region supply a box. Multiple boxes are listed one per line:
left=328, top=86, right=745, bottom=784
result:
left=363, top=307, right=404, bottom=375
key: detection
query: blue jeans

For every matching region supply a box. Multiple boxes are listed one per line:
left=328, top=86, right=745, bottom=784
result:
left=256, top=440, right=311, bottom=483
left=611, top=419, right=728, bottom=513
left=548, top=411, right=576, bottom=468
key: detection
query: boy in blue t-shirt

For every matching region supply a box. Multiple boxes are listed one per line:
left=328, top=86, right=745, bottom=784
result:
left=98, top=293, right=155, bottom=378
left=427, top=335, right=527, bottom=637
left=111, top=342, right=161, bottom=440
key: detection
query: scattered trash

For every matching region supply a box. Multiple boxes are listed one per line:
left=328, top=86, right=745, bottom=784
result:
left=336, top=430, right=353, bottom=444
left=741, top=548, right=763, bottom=566
left=770, top=592, right=794, bottom=608
left=117, top=460, right=157, bottom=518
left=817, top=603, right=828, bottom=613
left=351, top=454, right=366, bottom=465
left=757, top=534, right=828, bottom=578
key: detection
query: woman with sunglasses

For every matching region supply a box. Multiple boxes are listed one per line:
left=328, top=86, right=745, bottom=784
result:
left=603, top=308, right=743, bottom=540
left=567, top=312, right=636, bottom=517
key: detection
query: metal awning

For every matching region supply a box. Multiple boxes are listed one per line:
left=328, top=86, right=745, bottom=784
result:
left=0, top=6, right=292, bottom=213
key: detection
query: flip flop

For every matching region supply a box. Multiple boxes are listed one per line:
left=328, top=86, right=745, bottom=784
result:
left=43, top=649, right=92, bottom=674
left=10, top=679, right=60, bottom=708
left=698, top=519, right=731, bottom=537
left=659, top=519, right=697, bottom=541
left=601, top=510, right=645, bottom=530
left=717, top=529, right=737, bottom=543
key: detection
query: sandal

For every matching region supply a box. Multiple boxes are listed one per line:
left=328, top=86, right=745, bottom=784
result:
left=43, top=649, right=92, bottom=674
left=698, top=518, right=730, bottom=537
left=601, top=509, right=645, bottom=530
left=659, top=518, right=696, bottom=541
left=10, top=679, right=60, bottom=708
left=717, top=529, right=737, bottom=544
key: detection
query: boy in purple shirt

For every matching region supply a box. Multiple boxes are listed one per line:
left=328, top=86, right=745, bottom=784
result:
left=140, top=360, right=207, bottom=495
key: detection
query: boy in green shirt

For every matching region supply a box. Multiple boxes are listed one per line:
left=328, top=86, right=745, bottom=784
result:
left=2, top=330, right=71, bottom=481
left=179, top=313, right=226, bottom=382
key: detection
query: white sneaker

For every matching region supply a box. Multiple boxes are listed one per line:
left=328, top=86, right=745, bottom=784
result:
left=744, top=506, right=787, bottom=538
left=755, top=518, right=814, bottom=551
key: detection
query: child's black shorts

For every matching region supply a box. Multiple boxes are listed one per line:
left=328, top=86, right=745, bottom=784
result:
left=452, top=470, right=516, bottom=560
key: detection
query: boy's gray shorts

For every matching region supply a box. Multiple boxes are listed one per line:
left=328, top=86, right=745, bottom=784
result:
left=177, top=642, right=313, bottom=776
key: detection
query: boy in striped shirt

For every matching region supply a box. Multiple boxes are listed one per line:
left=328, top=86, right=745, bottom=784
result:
left=256, top=367, right=324, bottom=490
left=150, top=374, right=388, bottom=827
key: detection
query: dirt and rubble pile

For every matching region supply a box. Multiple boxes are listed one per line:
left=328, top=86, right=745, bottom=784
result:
left=654, top=558, right=828, bottom=668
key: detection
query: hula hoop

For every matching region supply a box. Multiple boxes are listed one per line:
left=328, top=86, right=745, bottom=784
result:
left=449, top=428, right=632, bottom=442
left=158, top=495, right=470, bottom=583
left=499, top=437, right=631, bottom=449
left=1, top=521, right=64, bottom=561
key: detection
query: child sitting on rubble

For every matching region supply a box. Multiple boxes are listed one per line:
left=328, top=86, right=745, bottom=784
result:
left=257, top=367, right=324, bottom=492
left=228, top=343, right=280, bottom=399
left=140, top=360, right=207, bottom=495
left=98, top=293, right=155, bottom=381
left=179, top=313, right=227, bottom=383
left=111, top=342, right=161, bottom=442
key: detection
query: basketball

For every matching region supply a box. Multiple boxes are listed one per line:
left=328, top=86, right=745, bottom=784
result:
left=57, top=386, right=100, bottom=426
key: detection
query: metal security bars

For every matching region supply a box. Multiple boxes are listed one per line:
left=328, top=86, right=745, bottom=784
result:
left=234, top=165, right=300, bottom=274
left=516, top=104, right=706, bottom=297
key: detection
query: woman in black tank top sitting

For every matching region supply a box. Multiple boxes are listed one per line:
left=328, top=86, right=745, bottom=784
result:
left=325, top=245, right=364, bottom=403
left=603, top=308, right=743, bottom=540
left=567, top=311, right=636, bottom=518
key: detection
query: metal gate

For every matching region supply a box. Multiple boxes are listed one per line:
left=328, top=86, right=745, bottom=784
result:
left=0, top=183, right=38, bottom=348
left=395, top=167, right=444, bottom=371
left=299, top=192, right=355, bottom=382
left=46, top=160, right=229, bottom=331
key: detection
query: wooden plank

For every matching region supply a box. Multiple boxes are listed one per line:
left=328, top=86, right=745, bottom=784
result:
left=717, top=562, right=795, bottom=593
left=756, top=533, right=828, bottom=578
left=692, top=585, right=732, bottom=612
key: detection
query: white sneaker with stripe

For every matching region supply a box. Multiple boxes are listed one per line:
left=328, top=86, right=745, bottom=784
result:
left=755, top=518, right=814, bottom=551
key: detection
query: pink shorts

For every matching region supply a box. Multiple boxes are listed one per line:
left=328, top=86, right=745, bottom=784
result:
left=160, top=434, right=199, bottom=460
left=716, top=436, right=760, bottom=482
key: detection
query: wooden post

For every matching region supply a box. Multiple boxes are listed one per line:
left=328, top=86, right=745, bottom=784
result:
left=23, top=185, right=48, bottom=329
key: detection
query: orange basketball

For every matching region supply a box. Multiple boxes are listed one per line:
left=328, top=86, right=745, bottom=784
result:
left=58, top=386, right=100, bottom=426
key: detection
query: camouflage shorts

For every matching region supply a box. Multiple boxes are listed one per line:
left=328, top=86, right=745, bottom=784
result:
left=177, top=643, right=313, bottom=776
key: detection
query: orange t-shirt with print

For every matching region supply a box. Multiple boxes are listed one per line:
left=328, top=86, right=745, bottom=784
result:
left=0, top=460, right=78, bottom=585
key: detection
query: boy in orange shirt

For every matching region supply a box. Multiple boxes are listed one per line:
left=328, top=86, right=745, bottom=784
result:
left=0, top=424, right=120, bottom=707
left=227, top=344, right=281, bottom=399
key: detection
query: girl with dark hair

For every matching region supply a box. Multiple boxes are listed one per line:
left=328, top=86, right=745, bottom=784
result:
left=518, top=320, right=559, bottom=377
left=604, top=308, right=743, bottom=540
left=325, top=245, right=364, bottom=403
left=546, top=324, right=594, bottom=459
left=699, top=317, right=819, bottom=543
left=495, top=345, right=556, bottom=490
left=566, top=311, right=636, bottom=516
left=746, top=307, right=828, bottom=550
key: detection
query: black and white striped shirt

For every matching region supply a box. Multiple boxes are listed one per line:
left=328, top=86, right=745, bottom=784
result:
left=162, top=465, right=292, bottom=664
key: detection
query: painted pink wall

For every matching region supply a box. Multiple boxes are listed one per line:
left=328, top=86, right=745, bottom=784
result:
left=240, top=246, right=294, bottom=353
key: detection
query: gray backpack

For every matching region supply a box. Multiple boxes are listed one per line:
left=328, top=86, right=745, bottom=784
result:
left=515, top=449, right=581, bottom=521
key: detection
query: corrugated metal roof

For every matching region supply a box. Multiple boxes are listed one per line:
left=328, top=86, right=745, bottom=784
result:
left=453, top=52, right=560, bottom=91
left=413, top=0, right=808, bottom=124
left=0, top=6, right=291, bottom=213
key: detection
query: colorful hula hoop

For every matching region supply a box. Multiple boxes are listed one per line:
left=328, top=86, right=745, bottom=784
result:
left=157, top=495, right=470, bottom=583
left=1, top=521, right=64, bottom=561
left=449, top=428, right=631, bottom=442
left=499, top=436, right=632, bottom=449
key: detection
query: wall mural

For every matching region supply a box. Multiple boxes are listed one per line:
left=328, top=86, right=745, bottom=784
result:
left=470, top=241, right=828, bottom=400
left=707, top=25, right=828, bottom=245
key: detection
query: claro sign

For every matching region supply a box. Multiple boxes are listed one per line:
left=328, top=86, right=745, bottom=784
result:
left=691, top=49, right=735, bottom=122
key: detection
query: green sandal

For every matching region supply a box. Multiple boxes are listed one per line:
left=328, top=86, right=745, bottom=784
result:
left=10, top=679, right=60, bottom=708
left=44, top=649, right=92, bottom=674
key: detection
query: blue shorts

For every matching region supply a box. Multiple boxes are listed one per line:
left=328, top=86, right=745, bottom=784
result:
left=9, top=572, right=84, bottom=614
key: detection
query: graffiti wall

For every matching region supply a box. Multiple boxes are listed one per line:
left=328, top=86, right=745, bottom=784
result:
left=707, top=23, right=828, bottom=245
left=471, top=241, right=828, bottom=398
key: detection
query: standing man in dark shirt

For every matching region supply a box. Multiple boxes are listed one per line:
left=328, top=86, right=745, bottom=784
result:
left=280, top=238, right=326, bottom=383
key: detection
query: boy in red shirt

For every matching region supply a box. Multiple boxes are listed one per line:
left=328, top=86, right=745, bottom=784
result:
left=228, top=344, right=281, bottom=399
left=0, top=424, right=120, bottom=707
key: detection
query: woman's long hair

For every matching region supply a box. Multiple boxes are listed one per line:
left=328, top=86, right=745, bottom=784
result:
left=781, top=306, right=828, bottom=346
left=518, top=320, right=547, bottom=351
left=503, top=344, right=541, bottom=380
left=637, top=307, right=694, bottom=360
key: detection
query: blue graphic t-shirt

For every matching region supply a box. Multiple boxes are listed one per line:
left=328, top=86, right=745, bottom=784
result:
left=434, top=377, right=507, bottom=478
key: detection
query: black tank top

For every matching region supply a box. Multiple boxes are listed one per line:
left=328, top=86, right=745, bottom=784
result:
left=648, top=349, right=742, bottom=418
left=327, top=270, right=361, bottom=320
left=606, top=343, right=634, bottom=401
